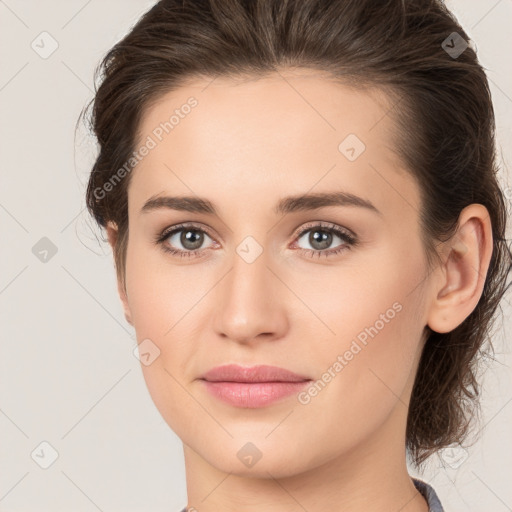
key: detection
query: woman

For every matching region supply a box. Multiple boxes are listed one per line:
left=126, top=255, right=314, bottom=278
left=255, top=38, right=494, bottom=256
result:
left=83, top=0, right=511, bottom=510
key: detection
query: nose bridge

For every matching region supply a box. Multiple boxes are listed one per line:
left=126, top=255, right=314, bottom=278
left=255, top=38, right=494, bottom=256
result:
left=213, top=237, right=286, bottom=342
left=230, top=240, right=269, bottom=298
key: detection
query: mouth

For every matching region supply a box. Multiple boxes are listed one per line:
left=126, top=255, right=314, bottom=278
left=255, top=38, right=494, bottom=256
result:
left=199, top=364, right=312, bottom=408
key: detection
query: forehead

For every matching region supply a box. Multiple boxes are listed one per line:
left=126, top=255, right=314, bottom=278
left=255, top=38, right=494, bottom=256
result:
left=137, top=70, right=397, bottom=151
left=130, top=69, right=418, bottom=220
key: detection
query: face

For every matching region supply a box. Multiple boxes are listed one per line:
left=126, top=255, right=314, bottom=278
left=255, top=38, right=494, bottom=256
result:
left=117, top=70, right=433, bottom=477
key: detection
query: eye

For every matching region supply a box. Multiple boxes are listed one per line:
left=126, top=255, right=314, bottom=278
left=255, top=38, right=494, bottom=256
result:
left=155, top=221, right=357, bottom=260
left=292, top=222, right=357, bottom=258
left=155, top=223, right=217, bottom=258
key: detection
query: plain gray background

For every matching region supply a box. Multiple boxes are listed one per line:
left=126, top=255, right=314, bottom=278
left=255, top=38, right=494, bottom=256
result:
left=0, top=1, right=511, bottom=510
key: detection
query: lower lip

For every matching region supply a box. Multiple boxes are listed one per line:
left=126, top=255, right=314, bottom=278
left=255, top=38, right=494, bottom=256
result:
left=201, top=380, right=311, bottom=408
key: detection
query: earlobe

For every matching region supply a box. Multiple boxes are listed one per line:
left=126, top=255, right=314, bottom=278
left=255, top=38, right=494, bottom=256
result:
left=106, top=221, right=134, bottom=327
left=118, top=281, right=134, bottom=327
left=426, top=204, right=493, bottom=334
left=106, top=221, right=118, bottom=249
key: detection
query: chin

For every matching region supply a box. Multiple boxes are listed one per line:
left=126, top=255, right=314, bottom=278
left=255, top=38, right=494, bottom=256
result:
left=198, top=437, right=315, bottom=478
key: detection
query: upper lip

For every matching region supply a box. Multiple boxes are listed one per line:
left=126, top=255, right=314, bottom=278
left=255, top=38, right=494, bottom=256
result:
left=201, top=364, right=311, bottom=383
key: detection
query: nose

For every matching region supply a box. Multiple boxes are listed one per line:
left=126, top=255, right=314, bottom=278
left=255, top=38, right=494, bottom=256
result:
left=213, top=248, right=289, bottom=345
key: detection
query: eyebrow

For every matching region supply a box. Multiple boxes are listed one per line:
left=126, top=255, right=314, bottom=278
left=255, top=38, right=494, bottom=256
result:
left=140, top=191, right=382, bottom=217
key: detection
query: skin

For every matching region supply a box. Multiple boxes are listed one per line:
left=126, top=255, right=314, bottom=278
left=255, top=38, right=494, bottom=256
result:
left=106, top=68, right=493, bottom=512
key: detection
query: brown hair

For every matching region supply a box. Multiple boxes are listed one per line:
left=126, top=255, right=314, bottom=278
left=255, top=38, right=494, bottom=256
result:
left=83, top=0, right=511, bottom=467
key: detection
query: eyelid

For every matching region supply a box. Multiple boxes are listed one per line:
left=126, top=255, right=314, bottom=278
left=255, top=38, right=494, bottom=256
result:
left=291, top=220, right=356, bottom=242
left=157, top=222, right=216, bottom=242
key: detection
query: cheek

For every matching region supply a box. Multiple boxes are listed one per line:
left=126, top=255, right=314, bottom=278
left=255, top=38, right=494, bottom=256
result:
left=124, top=240, right=212, bottom=424
left=124, top=238, right=199, bottom=336
left=306, top=247, right=427, bottom=425
left=306, top=241, right=425, bottom=355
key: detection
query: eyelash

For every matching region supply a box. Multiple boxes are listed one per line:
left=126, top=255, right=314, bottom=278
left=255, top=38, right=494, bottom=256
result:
left=154, top=222, right=358, bottom=260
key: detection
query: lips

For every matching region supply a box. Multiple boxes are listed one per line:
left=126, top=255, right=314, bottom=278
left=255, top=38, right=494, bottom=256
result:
left=201, top=364, right=311, bottom=383
left=199, top=364, right=312, bottom=408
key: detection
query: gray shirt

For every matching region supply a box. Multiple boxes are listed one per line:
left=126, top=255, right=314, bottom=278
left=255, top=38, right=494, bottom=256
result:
left=179, top=477, right=444, bottom=511
left=413, top=477, right=445, bottom=511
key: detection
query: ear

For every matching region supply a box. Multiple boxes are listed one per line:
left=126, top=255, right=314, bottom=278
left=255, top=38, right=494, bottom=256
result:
left=106, top=221, right=134, bottom=326
left=426, top=204, right=493, bottom=333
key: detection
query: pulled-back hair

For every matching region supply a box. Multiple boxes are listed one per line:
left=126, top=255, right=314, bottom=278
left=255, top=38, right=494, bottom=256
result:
left=83, top=0, right=511, bottom=467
